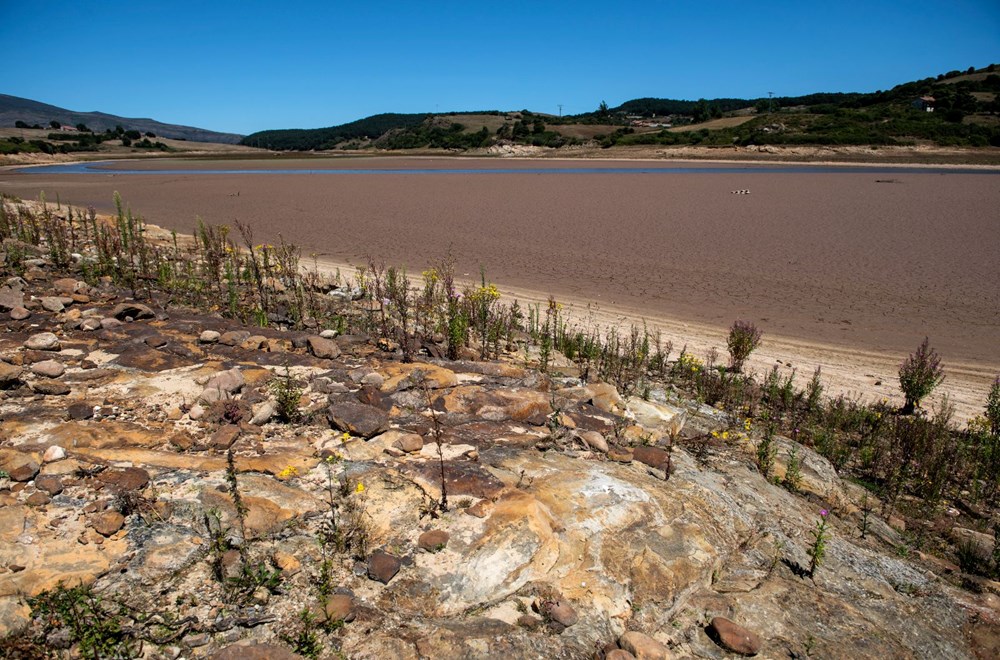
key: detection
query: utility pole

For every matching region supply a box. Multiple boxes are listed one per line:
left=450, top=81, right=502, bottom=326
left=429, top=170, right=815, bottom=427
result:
left=768, top=91, right=774, bottom=114
left=557, top=104, right=563, bottom=117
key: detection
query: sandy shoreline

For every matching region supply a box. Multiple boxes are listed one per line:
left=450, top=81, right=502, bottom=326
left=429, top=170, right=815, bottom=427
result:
left=1, top=155, right=997, bottom=422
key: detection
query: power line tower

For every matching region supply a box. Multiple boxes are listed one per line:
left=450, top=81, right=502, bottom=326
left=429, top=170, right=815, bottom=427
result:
left=557, top=104, right=563, bottom=117
left=768, top=91, right=774, bottom=114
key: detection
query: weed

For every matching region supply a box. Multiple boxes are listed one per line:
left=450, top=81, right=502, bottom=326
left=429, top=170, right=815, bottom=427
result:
left=27, top=582, right=139, bottom=659
left=756, top=420, right=778, bottom=479
left=280, top=608, right=324, bottom=659
left=898, top=337, right=945, bottom=414
left=782, top=446, right=802, bottom=493
left=271, top=365, right=303, bottom=423
left=807, top=510, right=831, bottom=578
left=727, top=319, right=762, bottom=372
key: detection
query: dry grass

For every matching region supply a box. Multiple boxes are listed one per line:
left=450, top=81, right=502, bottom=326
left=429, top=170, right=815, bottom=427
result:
left=668, top=116, right=757, bottom=133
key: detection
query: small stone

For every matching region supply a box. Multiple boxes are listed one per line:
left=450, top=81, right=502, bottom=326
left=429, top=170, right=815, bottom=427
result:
left=9, top=306, right=30, bottom=320
left=42, top=445, right=66, bottom=462
left=144, top=335, right=168, bottom=348
left=327, top=402, right=389, bottom=439
left=169, top=433, right=195, bottom=450
left=367, top=550, right=402, bottom=584
left=53, top=278, right=81, bottom=294
left=34, top=475, right=64, bottom=496
left=319, top=329, right=338, bottom=339
left=67, top=402, right=95, bottom=420
left=199, top=330, right=221, bottom=344
left=418, top=530, right=450, bottom=552
left=80, top=317, right=101, bottom=331
left=30, top=360, right=65, bottom=378
left=26, top=491, right=51, bottom=506
left=24, top=332, right=61, bottom=351
left=307, top=335, right=341, bottom=359
left=272, top=550, right=301, bottom=575
left=542, top=599, right=578, bottom=627
left=708, top=617, right=762, bottom=656
left=165, top=406, right=183, bottom=421
left=100, top=317, right=123, bottom=329
left=250, top=400, right=277, bottom=426
left=92, top=510, right=125, bottom=536
left=360, top=371, right=384, bottom=388
left=323, top=594, right=357, bottom=623
left=384, top=447, right=405, bottom=457
left=619, top=631, right=670, bottom=660
left=517, top=614, right=543, bottom=629
left=633, top=446, right=671, bottom=471
left=40, top=297, right=65, bottom=313
left=203, top=368, right=245, bottom=396
left=188, top=404, right=206, bottom=420
left=395, top=433, right=424, bottom=454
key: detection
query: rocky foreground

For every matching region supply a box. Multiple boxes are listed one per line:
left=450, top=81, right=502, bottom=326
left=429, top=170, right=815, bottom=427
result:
left=1, top=267, right=999, bottom=659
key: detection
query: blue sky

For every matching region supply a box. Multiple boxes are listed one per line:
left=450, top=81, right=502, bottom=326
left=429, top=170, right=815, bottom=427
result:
left=2, top=1, right=998, bottom=135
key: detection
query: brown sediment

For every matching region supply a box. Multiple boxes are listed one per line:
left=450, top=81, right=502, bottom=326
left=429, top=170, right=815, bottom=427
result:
left=1, top=156, right=997, bottom=420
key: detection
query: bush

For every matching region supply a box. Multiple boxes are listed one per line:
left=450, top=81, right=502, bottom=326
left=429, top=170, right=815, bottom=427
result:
left=727, top=320, right=763, bottom=372
left=898, top=337, right=945, bottom=414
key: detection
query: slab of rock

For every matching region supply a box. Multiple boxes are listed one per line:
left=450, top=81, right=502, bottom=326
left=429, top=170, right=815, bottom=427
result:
left=40, top=296, right=65, bottom=312
left=92, top=510, right=125, bottom=537
left=708, top=617, right=762, bottom=656
left=307, top=335, right=341, bottom=359
left=31, top=379, right=71, bottom=396
left=111, top=302, right=155, bottom=321
left=210, top=643, right=304, bottom=660
left=24, top=332, right=60, bottom=351
left=418, top=530, right=450, bottom=552
left=368, top=550, right=402, bottom=584
left=620, top=631, right=671, bottom=660
left=0, top=362, right=23, bottom=388
left=97, top=467, right=149, bottom=493
left=328, top=402, right=389, bottom=439
left=30, top=360, right=65, bottom=379
left=26, top=492, right=50, bottom=507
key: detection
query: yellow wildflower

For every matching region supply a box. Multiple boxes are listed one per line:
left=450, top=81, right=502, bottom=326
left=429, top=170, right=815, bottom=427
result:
left=355, top=482, right=366, bottom=494
left=341, top=431, right=351, bottom=443
left=277, top=465, right=299, bottom=479
left=721, top=430, right=729, bottom=440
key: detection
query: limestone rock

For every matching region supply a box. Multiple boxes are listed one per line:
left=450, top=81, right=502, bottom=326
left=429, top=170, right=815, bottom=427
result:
left=307, top=335, right=341, bottom=359
left=619, top=631, right=671, bottom=660
left=368, top=551, right=402, bottom=584
left=24, top=332, right=60, bottom=351
left=708, top=617, right=762, bottom=656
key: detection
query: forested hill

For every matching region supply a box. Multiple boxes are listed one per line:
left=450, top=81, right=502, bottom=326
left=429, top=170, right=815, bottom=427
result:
left=241, top=64, right=1000, bottom=151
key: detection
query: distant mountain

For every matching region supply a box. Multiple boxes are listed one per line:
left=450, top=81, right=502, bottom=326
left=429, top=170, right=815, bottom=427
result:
left=0, top=94, right=243, bottom=144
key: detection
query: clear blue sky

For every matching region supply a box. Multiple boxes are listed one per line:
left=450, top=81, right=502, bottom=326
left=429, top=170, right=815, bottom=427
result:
left=2, top=1, right=998, bottom=135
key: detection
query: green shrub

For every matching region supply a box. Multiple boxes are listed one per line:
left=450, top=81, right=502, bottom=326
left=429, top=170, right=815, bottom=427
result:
left=898, top=337, right=945, bottom=414
left=727, top=320, right=763, bottom=372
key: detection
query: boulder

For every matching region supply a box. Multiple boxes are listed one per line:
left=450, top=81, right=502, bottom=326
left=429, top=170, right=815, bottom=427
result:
left=110, top=302, right=155, bottom=321
left=24, top=332, right=60, bottom=351
left=619, top=631, right=671, bottom=660
left=307, top=335, right=341, bottom=359
left=708, top=617, right=762, bottom=656
left=328, top=402, right=390, bottom=439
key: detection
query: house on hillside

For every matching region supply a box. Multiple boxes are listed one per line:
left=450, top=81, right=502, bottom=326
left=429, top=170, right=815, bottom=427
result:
left=913, top=96, right=936, bottom=112
left=59, top=125, right=78, bottom=132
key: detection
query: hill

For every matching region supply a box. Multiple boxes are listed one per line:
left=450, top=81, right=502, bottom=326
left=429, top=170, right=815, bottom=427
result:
left=241, top=64, right=1000, bottom=152
left=0, top=94, right=243, bottom=144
